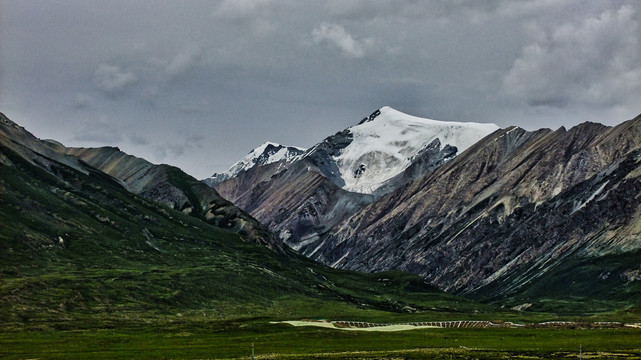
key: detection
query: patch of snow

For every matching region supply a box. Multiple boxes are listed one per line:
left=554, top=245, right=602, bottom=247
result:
left=572, top=181, right=609, bottom=214
left=291, top=235, right=320, bottom=252
left=334, top=106, right=499, bottom=194
left=331, top=250, right=351, bottom=267
left=206, top=141, right=305, bottom=183
left=279, top=229, right=292, bottom=241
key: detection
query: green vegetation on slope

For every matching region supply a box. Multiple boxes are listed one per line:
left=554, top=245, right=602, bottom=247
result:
left=3, top=135, right=641, bottom=360
left=1, top=324, right=640, bottom=360
left=0, top=142, right=484, bottom=330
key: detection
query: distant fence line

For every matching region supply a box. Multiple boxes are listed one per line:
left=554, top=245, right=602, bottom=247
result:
left=332, top=321, right=506, bottom=329
left=331, top=320, right=627, bottom=329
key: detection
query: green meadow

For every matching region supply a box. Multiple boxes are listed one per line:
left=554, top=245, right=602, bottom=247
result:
left=2, top=320, right=641, bottom=359
left=2, top=142, right=641, bottom=359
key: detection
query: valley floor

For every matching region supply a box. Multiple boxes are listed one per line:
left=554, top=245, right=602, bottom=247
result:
left=2, top=320, right=641, bottom=359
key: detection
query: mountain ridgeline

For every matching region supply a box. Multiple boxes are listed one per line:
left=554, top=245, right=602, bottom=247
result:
left=2, top=111, right=473, bottom=325
left=208, top=107, right=499, bottom=252
left=3, top=105, right=641, bottom=318
left=0, top=112, right=286, bottom=252
left=207, top=107, right=641, bottom=310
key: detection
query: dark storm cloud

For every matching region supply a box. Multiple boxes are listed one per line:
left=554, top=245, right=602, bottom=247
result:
left=1, top=0, right=640, bottom=178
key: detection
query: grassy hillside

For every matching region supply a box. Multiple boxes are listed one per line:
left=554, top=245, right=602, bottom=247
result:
left=477, top=249, right=641, bottom=315
left=1, top=141, right=488, bottom=331
left=3, top=128, right=641, bottom=359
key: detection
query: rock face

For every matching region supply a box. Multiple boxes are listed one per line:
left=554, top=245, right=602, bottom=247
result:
left=0, top=113, right=284, bottom=252
left=303, top=106, right=500, bottom=195
left=221, top=156, right=374, bottom=253
left=205, top=107, right=641, bottom=304
left=204, top=142, right=305, bottom=187
left=209, top=107, right=498, bottom=252
left=311, top=115, right=641, bottom=300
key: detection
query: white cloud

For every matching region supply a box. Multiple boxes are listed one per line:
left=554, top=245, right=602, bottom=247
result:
left=212, top=0, right=273, bottom=20
left=93, top=64, right=138, bottom=97
left=312, top=22, right=374, bottom=58
left=164, top=46, right=203, bottom=79
left=503, top=4, right=641, bottom=108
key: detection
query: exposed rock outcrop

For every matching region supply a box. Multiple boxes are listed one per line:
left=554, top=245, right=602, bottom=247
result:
left=310, top=114, right=641, bottom=299
left=209, top=107, right=498, bottom=252
left=0, top=113, right=284, bottom=252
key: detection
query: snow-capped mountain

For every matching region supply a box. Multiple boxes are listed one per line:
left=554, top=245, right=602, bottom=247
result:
left=206, top=106, right=500, bottom=252
left=204, top=142, right=305, bottom=186
left=202, top=106, right=641, bottom=305
left=305, top=106, right=499, bottom=194
left=311, top=115, right=641, bottom=299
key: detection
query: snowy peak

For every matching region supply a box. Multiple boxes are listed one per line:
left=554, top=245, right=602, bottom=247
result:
left=205, top=106, right=499, bottom=194
left=205, top=142, right=305, bottom=185
left=331, top=106, right=500, bottom=193
left=241, top=142, right=306, bottom=169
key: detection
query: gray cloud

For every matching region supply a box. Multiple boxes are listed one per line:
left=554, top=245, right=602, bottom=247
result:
left=153, top=138, right=201, bottom=163
left=93, top=64, right=138, bottom=97
left=503, top=4, right=641, bottom=108
left=1, top=1, right=640, bottom=179
left=71, top=117, right=122, bottom=144
left=311, top=22, right=374, bottom=58
left=164, top=46, right=204, bottom=79
left=212, top=0, right=274, bottom=20
left=73, top=93, right=96, bottom=110
left=129, top=134, right=149, bottom=146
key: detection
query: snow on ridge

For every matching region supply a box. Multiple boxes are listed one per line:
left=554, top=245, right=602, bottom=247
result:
left=335, top=106, right=500, bottom=194
left=207, top=141, right=306, bottom=182
left=205, top=106, right=498, bottom=193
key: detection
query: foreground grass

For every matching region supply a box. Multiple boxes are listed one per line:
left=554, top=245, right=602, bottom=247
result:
left=3, top=129, right=641, bottom=359
left=1, top=321, right=640, bottom=359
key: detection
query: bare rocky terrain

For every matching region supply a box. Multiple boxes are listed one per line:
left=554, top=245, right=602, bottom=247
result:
left=208, top=110, right=641, bottom=307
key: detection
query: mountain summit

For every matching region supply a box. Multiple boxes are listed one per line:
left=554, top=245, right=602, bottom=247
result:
left=206, top=108, right=641, bottom=310
left=205, top=142, right=305, bottom=186
left=324, top=106, right=499, bottom=194
left=207, top=107, right=499, bottom=253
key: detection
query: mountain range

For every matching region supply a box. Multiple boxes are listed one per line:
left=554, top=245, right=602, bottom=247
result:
left=2, top=105, right=641, bottom=320
left=208, top=107, right=499, bottom=250
left=1, top=111, right=474, bottom=326
left=206, top=106, right=641, bottom=311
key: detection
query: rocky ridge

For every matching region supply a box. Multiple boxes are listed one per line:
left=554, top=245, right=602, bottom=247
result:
left=0, top=113, right=284, bottom=252
left=204, top=142, right=305, bottom=187
left=310, top=114, right=641, bottom=301
left=209, top=107, right=498, bottom=251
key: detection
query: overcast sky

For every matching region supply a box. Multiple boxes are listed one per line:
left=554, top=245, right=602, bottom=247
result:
left=1, top=0, right=640, bottom=179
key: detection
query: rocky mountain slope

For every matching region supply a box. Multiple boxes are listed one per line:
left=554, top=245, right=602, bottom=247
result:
left=309, top=114, right=641, bottom=308
left=2, top=112, right=471, bottom=327
left=204, top=142, right=305, bottom=187
left=209, top=107, right=499, bottom=251
left=205, top=107, right=641, bottom=310
left=0, top=112, right=282, bottom=251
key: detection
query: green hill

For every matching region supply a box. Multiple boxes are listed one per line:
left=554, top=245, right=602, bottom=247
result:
left=0, top=120, right=481, bottom=331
